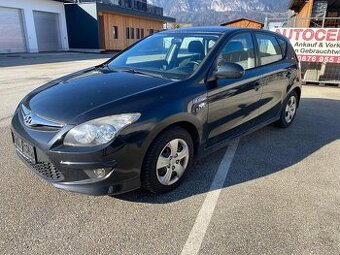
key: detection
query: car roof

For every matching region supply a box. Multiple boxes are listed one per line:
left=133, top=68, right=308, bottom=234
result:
left=161, top=26, right=283, bottom=37
left=161, top=26, right=239, bottom=34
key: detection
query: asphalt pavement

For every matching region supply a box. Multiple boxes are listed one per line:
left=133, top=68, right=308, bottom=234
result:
left=0, top=53, right=339, bottom=255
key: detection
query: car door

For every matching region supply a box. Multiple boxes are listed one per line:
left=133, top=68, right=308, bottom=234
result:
left=253, top=32, right=292, bottom=123
left=206, top=32, right=262, bottom=147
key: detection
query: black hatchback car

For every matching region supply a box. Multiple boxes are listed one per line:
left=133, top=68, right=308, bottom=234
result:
left=12, top=27, right=301, bottom=195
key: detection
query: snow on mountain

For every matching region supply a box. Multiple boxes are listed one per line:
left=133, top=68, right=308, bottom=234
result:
left=148, top=0, right=289, bottom=25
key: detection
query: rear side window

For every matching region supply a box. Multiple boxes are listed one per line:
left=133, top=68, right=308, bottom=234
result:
left=277, top=37, right=287, bottom=57
left=256, top=33, right=283, bottom=65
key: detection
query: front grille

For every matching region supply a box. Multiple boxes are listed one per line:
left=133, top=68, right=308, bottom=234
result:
left=27, top=161, right=64, bottom=181
left=19, top=153, right=64, bottom=181
left=20, top=104, right=64, bottom=131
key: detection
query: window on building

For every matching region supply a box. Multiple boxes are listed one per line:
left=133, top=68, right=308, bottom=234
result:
left=126, top=27, right=130, bottom=39
left=216, top=33, right=255, bottom=70
left=141, top=29, right=145, bottom=38
left=136, top=28, right=140, bottom=39
left=149, top=29, right=154, bottom=35
left=112, top=26, right=118, bottom=39
left=131, top=27, right=135, bottom=39
left=256, top=33, right=283, bottom=65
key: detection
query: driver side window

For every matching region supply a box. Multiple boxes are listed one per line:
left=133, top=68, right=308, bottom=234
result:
left=217, top=33, right=255, bottom=70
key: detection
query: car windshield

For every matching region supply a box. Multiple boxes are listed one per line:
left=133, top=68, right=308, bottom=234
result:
left=107, top=33, right=221, bottom=80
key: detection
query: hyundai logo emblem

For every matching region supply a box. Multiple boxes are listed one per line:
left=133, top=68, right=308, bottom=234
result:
left=21, top=104, right=64, bottom=128
left=24, top=114, right=34, bottom=126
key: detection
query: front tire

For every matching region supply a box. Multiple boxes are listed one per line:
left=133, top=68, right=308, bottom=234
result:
left=141, top=127, right=194, bottom=194
left=275, top=91, right=298, bottom=128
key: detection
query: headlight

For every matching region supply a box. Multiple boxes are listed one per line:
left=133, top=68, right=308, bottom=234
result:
left=64, top=113, right=141, bottom=147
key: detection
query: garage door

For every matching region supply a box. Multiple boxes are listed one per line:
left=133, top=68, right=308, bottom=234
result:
left=33, top=11, right=61, bottom=52
left=0, top=7, right=26, bottom=53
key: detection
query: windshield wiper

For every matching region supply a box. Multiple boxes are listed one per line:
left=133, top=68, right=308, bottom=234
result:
left=117, top=68, right=164, bottom=79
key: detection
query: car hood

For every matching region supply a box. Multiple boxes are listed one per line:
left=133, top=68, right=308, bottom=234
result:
left=24, top=67, right=170, bottom=124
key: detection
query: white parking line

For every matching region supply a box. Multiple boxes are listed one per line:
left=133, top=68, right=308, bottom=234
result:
left=181, top=138, right=240, bottom=255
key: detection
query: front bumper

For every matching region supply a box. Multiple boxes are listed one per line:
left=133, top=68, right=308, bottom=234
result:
left=11, top=112, right=143, bottom=196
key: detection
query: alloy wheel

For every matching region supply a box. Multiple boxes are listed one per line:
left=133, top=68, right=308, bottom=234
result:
left=156, top=138, right=189, bottom=186
left=285, top=95, right=297, bottom=123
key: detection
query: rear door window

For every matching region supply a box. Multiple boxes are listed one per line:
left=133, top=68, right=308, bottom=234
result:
left=255, top=33, right=283, bottom=65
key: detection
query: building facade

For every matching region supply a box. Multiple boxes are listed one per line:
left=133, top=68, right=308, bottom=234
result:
left=289, top=0, right=340, bottom=27
left=0, top=0, right=70, bottom=53
left=288, top=0, right=340, bottom=85
left=65, top=0, right=175, bottom=51
left=221, top=18, right=264, bottom=29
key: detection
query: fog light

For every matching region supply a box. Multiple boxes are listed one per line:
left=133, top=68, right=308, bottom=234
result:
left=93, top=168, right=107, bottom=178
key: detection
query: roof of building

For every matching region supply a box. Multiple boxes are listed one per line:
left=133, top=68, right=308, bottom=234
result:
left=288, top=0, right=306, bottom=11
left=66, top=1, right=175, bottom=23
left=328, top=0, right=340, bottom=9
left=289, top=0, right=340, bottom=11
left=96, top=2, right=175, bottom=22
left=220, top=17, right=264, bottom=26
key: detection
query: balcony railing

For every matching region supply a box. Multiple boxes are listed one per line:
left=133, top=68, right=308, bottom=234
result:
left=75, top=0, right=164, bottom=16
left=264, top=16, right=340, bottom=29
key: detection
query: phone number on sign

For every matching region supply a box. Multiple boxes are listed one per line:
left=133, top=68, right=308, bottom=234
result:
left=297, top=55, right=340, bottom=63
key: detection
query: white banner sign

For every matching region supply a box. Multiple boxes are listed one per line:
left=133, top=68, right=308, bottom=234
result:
left=273, top=28, right=340, bottom=63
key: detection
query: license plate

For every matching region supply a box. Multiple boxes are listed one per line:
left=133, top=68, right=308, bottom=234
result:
left=13, top=133, right=36, bottom=163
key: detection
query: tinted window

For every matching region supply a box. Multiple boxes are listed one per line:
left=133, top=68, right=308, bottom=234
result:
left=256, top=33, right=283, bottom=65
left=217, top=33, right=255, bottom=70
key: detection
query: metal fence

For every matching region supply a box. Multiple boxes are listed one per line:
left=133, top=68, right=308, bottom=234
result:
left=264, top=16, right=340, bottom=29
left=301, top=62, right=340, bottom=85
left=264, top=16, right=340, bottom=86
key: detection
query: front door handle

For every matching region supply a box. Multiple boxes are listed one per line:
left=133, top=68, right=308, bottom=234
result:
left=286, top=71, right=295, bottom=79
left=253, top=82, right=261, bottom=91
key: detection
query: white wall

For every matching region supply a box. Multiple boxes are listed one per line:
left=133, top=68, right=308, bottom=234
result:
left=0, top=0, right=69, bottom=53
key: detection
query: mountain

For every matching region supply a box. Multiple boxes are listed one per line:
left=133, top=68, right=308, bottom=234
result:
left=149, top=0, right=290, bottom=26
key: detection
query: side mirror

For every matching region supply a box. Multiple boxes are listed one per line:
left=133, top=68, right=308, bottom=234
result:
left=211, top=62, right=245, bottom=81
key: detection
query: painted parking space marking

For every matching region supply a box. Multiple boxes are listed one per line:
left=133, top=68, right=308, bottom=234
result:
left=181, top=138, right=240, bottom=255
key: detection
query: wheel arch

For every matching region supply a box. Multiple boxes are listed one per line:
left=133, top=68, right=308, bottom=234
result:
left=292, top=87, right=301, bottom=107
left=160, top=121, right=201, bottom=156
left=141, top=115, right=204, bottom=166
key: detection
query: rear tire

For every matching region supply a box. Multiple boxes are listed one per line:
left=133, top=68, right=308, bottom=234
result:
left=141, top=127, right=194, bottom=194
left=275, top=91, right=298, bottom=128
